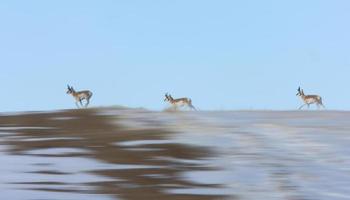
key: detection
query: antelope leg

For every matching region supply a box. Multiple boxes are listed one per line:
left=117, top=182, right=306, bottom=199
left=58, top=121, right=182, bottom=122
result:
left=85, top=99, right=90, bottom=108
left=298, top=104, right=306, bottom=110
left=189, top=105, right=197, bottom=111
left=79, top=100, right=84, bottom=107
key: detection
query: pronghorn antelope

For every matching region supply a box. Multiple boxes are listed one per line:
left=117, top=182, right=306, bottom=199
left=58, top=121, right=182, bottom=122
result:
left=296, top=87, right=325, bottom=110
left=66, top=85, right=93, bottom=108
left=164, top=93, right=196, bottom=110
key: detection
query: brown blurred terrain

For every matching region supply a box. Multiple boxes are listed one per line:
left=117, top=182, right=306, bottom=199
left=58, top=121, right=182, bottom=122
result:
left=0, top=108, right=227, bottom=200
left=0, top=108, right=350, bottom=200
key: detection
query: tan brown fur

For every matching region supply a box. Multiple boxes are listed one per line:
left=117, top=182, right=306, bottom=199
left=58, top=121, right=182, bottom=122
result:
left=67, top=85, right=93, bottom=108
left=296, top=87, right=325, bottom=110
left=164, top=93, right=196, bottom=111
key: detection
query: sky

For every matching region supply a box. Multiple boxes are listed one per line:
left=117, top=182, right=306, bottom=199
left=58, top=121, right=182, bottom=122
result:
left=0, top=0, right=349, bottom=111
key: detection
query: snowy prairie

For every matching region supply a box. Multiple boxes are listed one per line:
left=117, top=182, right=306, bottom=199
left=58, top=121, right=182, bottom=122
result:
left=0, top=108, right=349, bottom=200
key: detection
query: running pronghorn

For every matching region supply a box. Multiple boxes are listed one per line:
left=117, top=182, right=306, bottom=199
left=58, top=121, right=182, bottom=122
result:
left=296, top=87, right=325, bottom=110
left=164, top=93, right=196, bottom=111
left=66, top=85, right=93, bottom=108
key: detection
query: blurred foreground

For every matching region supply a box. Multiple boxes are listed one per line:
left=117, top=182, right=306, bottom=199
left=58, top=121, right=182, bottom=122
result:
left=0, top=108, right=349, bottom=200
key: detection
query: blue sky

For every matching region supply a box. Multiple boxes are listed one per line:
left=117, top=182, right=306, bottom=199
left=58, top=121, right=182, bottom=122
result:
left=0, top=0, right=349, bottom=111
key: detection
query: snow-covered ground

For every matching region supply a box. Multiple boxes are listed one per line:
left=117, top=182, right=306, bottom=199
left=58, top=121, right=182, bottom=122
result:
left=0, top=109, right=349, bottom=200
left=163, top=111, right=350, bottom=200
left=118, top=110, right=350, bottom=200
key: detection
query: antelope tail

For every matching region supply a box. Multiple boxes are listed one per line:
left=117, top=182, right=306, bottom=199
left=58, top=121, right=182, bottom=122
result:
left=318, top=96, right=325, bottom=108
left=88, top=91, right=93, bottom=98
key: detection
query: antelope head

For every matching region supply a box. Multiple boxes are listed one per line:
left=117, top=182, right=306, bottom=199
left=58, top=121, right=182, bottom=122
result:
left=164, top=93, right=169, bottom=102
left=296, top=87, right=302, bottom=96
left=66, top=85, right=74, bottom=94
